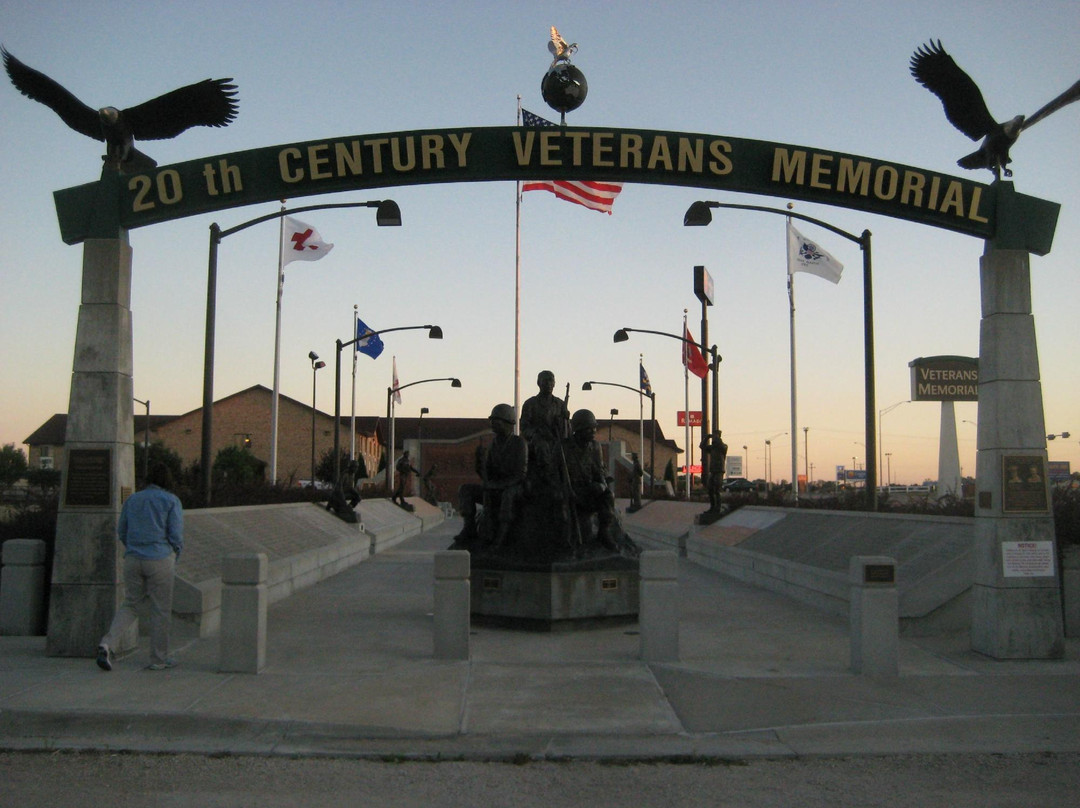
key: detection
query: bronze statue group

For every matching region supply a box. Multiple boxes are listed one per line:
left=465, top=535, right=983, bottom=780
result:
left=451, top=370, right=639, bottom=564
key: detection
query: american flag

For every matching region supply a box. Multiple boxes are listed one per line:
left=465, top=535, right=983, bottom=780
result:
left=520, top=109, right=623, bottom=215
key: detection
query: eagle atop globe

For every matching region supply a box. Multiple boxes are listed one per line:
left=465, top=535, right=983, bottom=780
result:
left=542, top=26, right=587, bottom=116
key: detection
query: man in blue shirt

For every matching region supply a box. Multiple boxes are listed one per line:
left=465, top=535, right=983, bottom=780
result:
left=97, top=462, right=184, bottom=671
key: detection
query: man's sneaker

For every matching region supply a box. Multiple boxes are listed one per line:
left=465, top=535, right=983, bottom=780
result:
left=96, top=645, right=112, bottom=672
left=147, top=658, right=177, bottom=671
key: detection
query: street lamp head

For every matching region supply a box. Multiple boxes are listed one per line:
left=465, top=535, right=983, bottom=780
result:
left=308, top=351, right=319, bottom=361
left=420, top=407, right=429, bottom=415
left=374, top=199, right=402, bottom=227
left=427, top=325, right=444, bottom=339
left=683, top=200, right=716, bottom=226
left=613, top=329, right=630, bottom=343
left=314, top=360, right=325, bottom=370
left=450, top=378, right=462, bottom=388
left=610, top=408, right=619, bottom=416
left=581, top=382, right=593, bottom=390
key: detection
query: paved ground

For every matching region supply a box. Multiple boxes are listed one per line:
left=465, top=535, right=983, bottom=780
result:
left=3, top=510, right=1078, bottom=764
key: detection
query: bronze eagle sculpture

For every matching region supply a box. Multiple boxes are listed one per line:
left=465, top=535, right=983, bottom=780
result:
left=3, top=47, right=238, bottom=173
left=910, top=40, right=1080, bottom=179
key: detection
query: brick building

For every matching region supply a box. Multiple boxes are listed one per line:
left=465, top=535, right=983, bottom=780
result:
left=24, top=385, right=682, bottom=499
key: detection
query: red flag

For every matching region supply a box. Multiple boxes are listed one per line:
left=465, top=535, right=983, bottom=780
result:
left=683, top=326, right=709, bottom=378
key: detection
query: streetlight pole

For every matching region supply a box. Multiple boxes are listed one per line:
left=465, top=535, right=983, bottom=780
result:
left=686, top=200, right=876, bottom=510
left=614, top=326, right=719, bottom=496
left=765, top=432, right=786, bottom=493
left=133, top=397, right=150, bottom=486
left=879, top=400, right=909, bottom=495
left=742, top=444, right=748, bottom=482
left=333, top=324, right=442, bottom=489
left=201, top=198, right=401, bottom=506
left=309, top=351, right=325, bottom=487
left=385, top=378, right=461, bottom=494
left=418, top=406, right=429, bottom=473
left=582, top=380, right=657, bottom=499
left=803, top=426, right=809, bottom=494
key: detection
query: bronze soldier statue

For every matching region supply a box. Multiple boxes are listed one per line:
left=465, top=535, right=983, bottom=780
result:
left=452, top=404, right=528, bottom=550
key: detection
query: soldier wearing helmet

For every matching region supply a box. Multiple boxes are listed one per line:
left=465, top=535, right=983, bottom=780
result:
left=451, top=403, right=528, bottom=549
left=563, top=408, right=631, bottom=553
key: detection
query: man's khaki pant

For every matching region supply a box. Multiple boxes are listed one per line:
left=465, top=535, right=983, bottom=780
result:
left=101, top=554, right=176, bottom=665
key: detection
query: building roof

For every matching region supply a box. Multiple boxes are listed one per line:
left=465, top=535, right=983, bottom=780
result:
left=24, top=413, right=179, bottom=446
left=24, top=386, right=680, bottom=452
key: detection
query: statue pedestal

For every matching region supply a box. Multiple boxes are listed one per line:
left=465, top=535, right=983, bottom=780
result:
left=471, top=555, right=639, bottom=631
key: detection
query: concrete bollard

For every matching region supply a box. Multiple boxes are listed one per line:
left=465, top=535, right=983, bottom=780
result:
left=1, top=539, right=48, bottom=636
left=434, top=551, right=470, bottom=660
left=220, top=553, right=268, bottom=674
left=1063, top=546, right=1080, bottom=638
left=850, top=556, right=899, bottom=676
left=640, top=551, right=679, bottom=662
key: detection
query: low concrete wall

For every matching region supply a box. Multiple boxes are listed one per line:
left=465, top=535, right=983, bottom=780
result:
left=173, top=499, right=443, bottom=637
left=682, top=507, right=975, bottom=635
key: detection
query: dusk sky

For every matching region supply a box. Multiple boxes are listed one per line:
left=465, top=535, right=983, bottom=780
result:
left=2, top=0, right=1077, bottom=485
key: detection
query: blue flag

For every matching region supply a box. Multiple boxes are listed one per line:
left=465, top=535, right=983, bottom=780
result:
left=355, top=317, right=384, bottom=359
left=640, top=362, right=652, bottom=395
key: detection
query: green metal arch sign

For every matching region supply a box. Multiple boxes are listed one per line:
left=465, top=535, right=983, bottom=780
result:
left=54, top=125, right=1060, bottom=254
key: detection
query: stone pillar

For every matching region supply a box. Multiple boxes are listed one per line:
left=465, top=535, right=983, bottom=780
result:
left=937, top=401, right=961, bottom=497
left=220, top=553, right=268, bottom=674
left=639, top=551, right=679, bottom=662
left=972, top=247, right=1063, bottom=658
left=433, top=551, right=470, bottom=660
left=1, top=539, right=48, bottom=635
left=849, top=556, right=898, bottom=676
left=47, top=236, right=136, bottom=657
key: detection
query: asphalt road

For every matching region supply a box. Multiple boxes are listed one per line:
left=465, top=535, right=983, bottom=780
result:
left=2, top=750, right=1077, bottom=807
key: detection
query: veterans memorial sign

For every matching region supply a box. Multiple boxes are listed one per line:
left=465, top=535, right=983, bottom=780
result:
left=53, top=126, right=1060, bottom=254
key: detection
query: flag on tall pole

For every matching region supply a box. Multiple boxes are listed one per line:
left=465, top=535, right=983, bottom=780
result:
left=639, top=361, right=652, bottom=395
left=281, top=216, right=334, bottom=265
left=784, top=218, right=842, bottom=503
left=271, top=212, right=335, bottom=482
left=520, top=109, right=623, bottom=214
left=787, top=221, right=843, bottom=283
left=682, top=326, right=709, bottom=379
left=355, top=316, right=385, bottom=359
left=391, top=356, right=402, bottom=404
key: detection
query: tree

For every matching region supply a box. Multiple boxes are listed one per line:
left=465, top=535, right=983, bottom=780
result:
left=0, top=443, right=28, bottom=494
left=135, top=442, right=184, bottom=486
left=213, top=445, right=266, bottom=485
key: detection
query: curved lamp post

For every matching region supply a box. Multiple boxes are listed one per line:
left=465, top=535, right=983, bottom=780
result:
left=309, top=351, right=325, bottom=487
left=878, top=400, right=910, bottom=494
left=613, top=326, right=720, bottom=487
left=200, top=198, right=401, bottom=506
left=582, top=380, right=657, bottom=498
left=765, top=432, right=786, bottom=492
left=333, top=324, right=442, bottom=488
left=685, top=200, right=876, bottom=510
left=385, top=377, right=461, bottom=493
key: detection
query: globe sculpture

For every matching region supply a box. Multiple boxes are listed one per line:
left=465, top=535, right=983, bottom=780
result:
left=541, top=63, right=588, bottom=115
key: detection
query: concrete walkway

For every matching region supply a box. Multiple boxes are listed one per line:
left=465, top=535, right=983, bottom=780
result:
left=1, top=503, right=1078, bottom=760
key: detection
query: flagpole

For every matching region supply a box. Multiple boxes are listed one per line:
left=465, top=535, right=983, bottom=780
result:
left=350, top=304, right=358, bottom=460
left=270, top=201, right=286, bottom=484
left=683, top=310, right=691, bottom=501
left=514, top=95, right=522, bottom=432
left=787, top=219, right=800, bottom=505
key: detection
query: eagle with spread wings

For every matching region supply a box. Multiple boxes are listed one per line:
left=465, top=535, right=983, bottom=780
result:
left=3, top=47, right=238, bottom=173
left=910, top=40, right=1080, bottom=179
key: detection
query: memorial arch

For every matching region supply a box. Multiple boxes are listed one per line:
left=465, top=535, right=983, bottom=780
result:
left=48, top=125, right=1064, bottom=661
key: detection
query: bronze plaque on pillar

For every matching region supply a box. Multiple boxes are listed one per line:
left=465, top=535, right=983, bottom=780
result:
left=1002, top=455, right=1048, bottom=513
left=64, top=448, right=112, bottom=507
